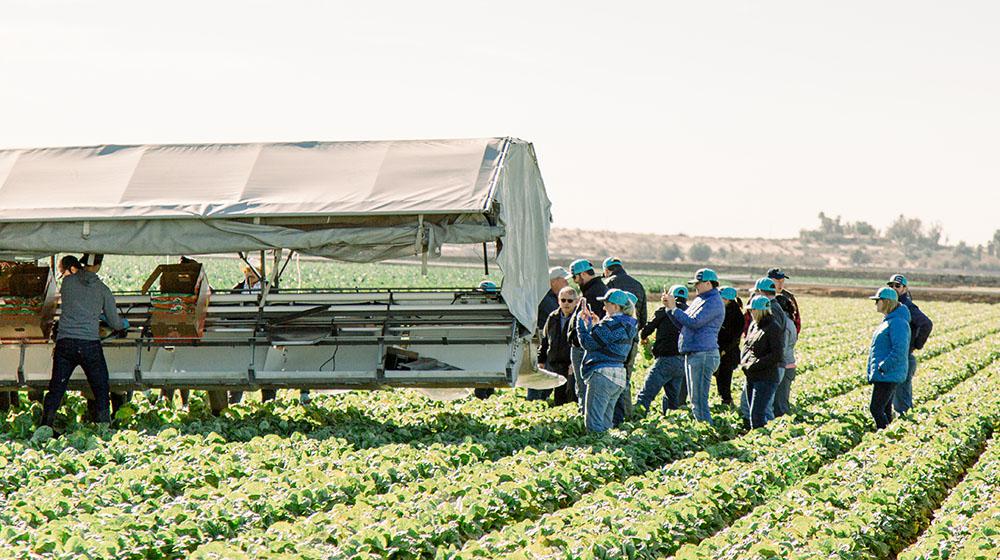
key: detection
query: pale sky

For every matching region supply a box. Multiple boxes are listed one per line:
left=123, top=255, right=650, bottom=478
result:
left=2, top=1, right=998, bottom=244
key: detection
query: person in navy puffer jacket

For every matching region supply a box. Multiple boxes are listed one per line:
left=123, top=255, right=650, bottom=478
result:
left=576, top=288, right=639, bottom=432
left=866, top=286, right=911, bottom=429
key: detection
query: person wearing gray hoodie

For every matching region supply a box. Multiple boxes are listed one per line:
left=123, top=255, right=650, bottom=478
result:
left=40, top=255, right=126, bottom=428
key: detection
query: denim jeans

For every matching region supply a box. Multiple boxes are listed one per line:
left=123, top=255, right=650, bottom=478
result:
left=635, top=355, right=685, bottom=413
left=746, top=378, right=778, bottom=429
left=571, top=346, right=586, bottom=413
left=892, top=354, right=917, bottom=415
left=871, top=381, right=897, bottom=429
left=740, top=370, right=783, bottom=422
left=584, top=369, right=625, bottom=432
left=764, top=368, right=785, bottom=422
left=613, top=340, right=638, bottom=426
left=686, top=349, right=720, bottom=424
left=41, top=338, right=112, bottom=425
left=773, top=367, right=796, bottom=418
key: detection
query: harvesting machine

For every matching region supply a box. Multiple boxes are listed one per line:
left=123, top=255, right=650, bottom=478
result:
left=0, top=138, right=552, bottom=409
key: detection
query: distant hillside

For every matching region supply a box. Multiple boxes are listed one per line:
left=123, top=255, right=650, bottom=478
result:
left=545, top=227, right=1000, bottom=276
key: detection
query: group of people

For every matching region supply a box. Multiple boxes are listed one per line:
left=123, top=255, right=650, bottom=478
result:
left=23, top=252, right=934, bottom=435
left=531, top=259, right=933, bottom=433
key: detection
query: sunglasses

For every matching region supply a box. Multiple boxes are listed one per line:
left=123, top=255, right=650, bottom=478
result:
left=560, top=298, right=577, bottom=303
left=888, top=283, right=902, bottom=288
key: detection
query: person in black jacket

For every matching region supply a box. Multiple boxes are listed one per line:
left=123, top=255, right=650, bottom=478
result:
left=714, top=287, right=744, bottom=406
left=531, top=286, right=578, bottom=405
left=740, top=296, right=784, bottom=429
left=528, top=267, right=571, bottom=401
left=567, top=259, right=608, bottom=411
left=887, top=274, right=933, bottom=415
left=603, top=257, right=647, bottom=426
left=635, top=285, right=689, bottom=412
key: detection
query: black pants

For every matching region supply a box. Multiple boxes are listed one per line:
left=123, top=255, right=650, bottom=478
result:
left=42, top=338, right=111, bottom=425
left=870, top=382, right=896, bottom=430
left=714, top=347, right=739, bottom=405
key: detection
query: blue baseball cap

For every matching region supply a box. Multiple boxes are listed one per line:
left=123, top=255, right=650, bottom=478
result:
left=749, top=295, right=771, bottom=311
left=870, top=286, right=898, bottom=301
left=602, top=257, right=623, bottom=270
left=687, top=268, right=719, bottom=285
left=755, top=277, right=777, bottom=293
left=598, top=288, right=636, bottom=307
left=887, top=274, right=908, bottom=287
left=570, top=259, right=595, bottom=276
left=719, top=286, right=738, bottom=301
left=478, top=280, right=499, bottom=293
left=669, top=284, right=689, bottom=299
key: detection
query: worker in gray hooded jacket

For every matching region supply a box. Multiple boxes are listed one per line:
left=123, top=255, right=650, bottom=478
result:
left=40, top=255, right=126, bottom=428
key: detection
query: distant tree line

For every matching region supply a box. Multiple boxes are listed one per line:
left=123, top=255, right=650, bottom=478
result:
left=802, top=212, right=1000, bottom=265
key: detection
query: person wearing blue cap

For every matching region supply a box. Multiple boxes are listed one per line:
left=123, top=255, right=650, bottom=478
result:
left=603, top=257, right=647, bottom=426
left=663, top=268, right=725, bottom=424
left=740, top=296, right=784, bottom=429
left=636, top=285, right=689, bottom=413
left=739, top=277, right=790, bottom=425
left=715, top=286, right=744, bottom=407
left=575, top=288, right=638, bottom=432
left=887, top=274, right=933, bottom=416
left=867, top=286, right=911, bottom=429
left=567, top=259, right=608, bottom=412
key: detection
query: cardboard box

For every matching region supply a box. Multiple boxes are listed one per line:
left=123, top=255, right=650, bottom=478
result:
left=143, top=263, right=211, bottom=340
left=0, top=263, right=57, bottom=340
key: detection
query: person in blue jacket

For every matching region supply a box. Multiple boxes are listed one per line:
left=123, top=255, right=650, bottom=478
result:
left=867, top=286, right=911, bottom=429
left=886, top=274, right=933, bottom=415
left=576, top=288, right=638, bottom=432
left=663, top=268, right=725, bottom=424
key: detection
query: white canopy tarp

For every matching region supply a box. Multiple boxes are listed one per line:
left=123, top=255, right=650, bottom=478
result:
left=0, top=137, right=552, bottom=330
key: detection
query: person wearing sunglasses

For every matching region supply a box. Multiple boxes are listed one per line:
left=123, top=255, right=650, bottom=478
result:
left=886, top=274, right=933, bottom=416
left=532, top=286, right=579, bottom=406
left=866, top=286, right=911, bottom=429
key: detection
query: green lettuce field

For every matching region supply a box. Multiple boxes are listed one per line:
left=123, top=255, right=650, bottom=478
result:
left=1, top=288, right=999, bottom=559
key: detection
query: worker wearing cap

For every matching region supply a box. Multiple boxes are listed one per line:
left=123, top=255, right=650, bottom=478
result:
left=765, top=272, right=799, bottom=419
left=567, top=259, right=608, bottom=411
left=768, top=268, right=801, bottom=334
left=663, top=268, right=725, bottom=424
left=40, top=255, right=127, bottom=429
left=715, top=286, right=744, bottom=407
left=740, top=296, right=784, bottom=429
left=887, top=274, right=933, bottom=415
left=575, top=288, right=638, bottom=432
left=739, top=277, right=789, bottom=425
left=603, top=257, right=647, bottom=426
left=636, top=284, right=689, bottom=412
left=867, top=286, right=911, bottom=429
